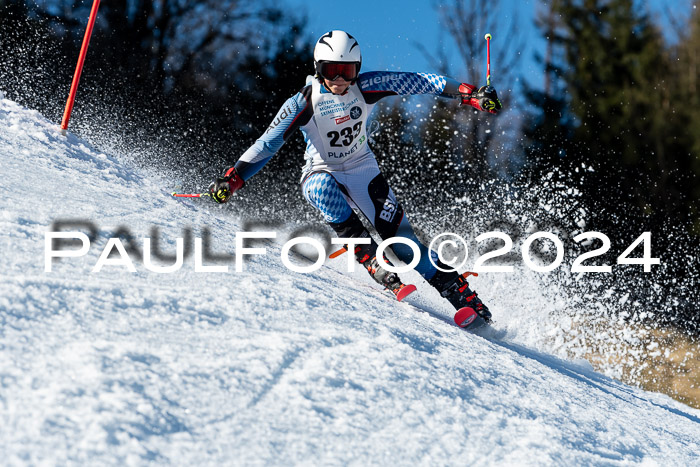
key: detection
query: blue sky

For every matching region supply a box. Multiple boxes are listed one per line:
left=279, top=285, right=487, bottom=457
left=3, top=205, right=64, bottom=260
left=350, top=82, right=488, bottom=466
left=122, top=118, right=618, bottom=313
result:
left=281, top=0, right=686, bottom=89
left=283, top=0, right=525, bottom=78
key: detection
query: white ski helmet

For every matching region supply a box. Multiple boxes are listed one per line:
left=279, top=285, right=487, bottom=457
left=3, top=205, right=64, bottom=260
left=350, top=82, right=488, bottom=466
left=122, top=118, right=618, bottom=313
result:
left=313, top=30, right=362, bottom=82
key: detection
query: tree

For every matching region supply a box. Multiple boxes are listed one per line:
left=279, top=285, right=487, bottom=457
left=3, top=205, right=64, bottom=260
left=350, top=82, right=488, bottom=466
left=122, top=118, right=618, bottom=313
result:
left=522, top=1, right=576, bottom=174
left=523, top=0, right=694, bottom=232
left=672, top=4, right=700, bottom=233
left=420, top=0, right=524, bottom=178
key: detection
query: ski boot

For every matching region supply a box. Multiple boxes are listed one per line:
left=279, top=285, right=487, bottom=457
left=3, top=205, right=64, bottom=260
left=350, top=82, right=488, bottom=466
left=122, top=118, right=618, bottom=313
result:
left=429, top=267, right=492, bottom=327
left=353, top=244, right=416, bottom=302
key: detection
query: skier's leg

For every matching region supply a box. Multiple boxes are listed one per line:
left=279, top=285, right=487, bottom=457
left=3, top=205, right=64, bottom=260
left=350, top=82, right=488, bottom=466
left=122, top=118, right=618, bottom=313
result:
left=301, top=171, right=354, bottom=225
left=391, top=200, right=492, bottom=322
left=393, top=214, right=440, bottom=279
left=333, top=161, right=439, bottom=280
left=334, top=159, right=491, bottom=321
left=301, top=171, right=405, bottom=292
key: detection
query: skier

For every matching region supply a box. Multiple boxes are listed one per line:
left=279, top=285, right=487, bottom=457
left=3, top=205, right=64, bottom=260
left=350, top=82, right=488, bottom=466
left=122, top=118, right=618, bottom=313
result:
left=209, top=30, right=502, bottom=325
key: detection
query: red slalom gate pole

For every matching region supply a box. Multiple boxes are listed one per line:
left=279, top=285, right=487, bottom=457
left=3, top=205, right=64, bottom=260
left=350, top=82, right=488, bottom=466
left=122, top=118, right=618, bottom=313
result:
left=60, top=0, right=101, bottom=133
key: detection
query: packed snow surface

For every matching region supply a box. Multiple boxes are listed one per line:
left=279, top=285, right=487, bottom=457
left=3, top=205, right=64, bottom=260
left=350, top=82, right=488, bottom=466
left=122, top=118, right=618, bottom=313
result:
left=1, top=96, right=699, bottom=465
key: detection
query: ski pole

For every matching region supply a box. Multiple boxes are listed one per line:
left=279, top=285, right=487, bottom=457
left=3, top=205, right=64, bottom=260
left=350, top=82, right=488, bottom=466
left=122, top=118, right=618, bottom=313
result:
left=172, top=192, right=211, bottom=199
left=484, top=33, right=492, bottom=86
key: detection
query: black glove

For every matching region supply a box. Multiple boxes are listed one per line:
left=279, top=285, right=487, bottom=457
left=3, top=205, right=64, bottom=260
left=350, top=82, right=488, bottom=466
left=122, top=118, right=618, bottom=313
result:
left=208, top=167, right=244, bottom=204
left=470, top=85, right=502, bottom=114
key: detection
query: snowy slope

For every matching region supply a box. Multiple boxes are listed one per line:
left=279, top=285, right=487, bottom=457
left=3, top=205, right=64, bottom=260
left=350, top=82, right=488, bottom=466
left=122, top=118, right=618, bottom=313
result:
left=1, top=95, right=699, bottom=465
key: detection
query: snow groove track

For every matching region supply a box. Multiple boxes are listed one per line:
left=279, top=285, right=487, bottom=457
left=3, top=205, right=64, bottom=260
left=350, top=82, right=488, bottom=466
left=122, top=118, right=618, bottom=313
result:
left=1, top=96, right=699, bottom=465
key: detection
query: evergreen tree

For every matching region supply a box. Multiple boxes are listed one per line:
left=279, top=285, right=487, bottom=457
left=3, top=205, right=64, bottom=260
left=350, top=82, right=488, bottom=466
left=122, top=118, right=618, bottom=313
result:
left=522, top=0, right=576, bottom=174
left=525, top=0, right=691, bottom=232
left=673, top=5, right=700, bottom=233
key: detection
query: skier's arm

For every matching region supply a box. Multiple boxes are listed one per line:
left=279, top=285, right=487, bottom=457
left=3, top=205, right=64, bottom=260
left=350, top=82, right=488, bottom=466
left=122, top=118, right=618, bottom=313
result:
left=358, top=71, right=501, bottom=113
left=358, top=71, right=463, bottom=103
left=209, top=86, right=313, bottom=204
left=234, top=86, right=313, bottom=181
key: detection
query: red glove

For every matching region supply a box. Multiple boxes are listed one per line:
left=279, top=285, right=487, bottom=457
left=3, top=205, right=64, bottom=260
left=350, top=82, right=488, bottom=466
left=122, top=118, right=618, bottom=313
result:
left=208, top=167, right=244, bottom=204
left=459, top=83, right=503, bottom=114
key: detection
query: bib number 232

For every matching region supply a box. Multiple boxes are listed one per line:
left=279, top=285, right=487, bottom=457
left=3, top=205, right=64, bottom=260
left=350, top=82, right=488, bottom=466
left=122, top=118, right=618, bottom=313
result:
left=328, top=122, right=362, bottom=147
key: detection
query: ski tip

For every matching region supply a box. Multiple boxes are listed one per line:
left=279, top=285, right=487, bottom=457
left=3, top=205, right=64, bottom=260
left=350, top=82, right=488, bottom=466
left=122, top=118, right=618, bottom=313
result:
left=455, top=307, right=490, bottom=330
left=454, top=307, right=478, bottom=328
left=396, top=284, right=417, bottom=302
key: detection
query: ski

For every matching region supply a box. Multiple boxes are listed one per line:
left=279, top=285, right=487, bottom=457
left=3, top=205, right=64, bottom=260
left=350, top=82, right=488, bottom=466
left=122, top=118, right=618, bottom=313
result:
left=392, top=283, right=417, bottom=302
left=327, top=247, right=488, bottom=327
left=329, top=246, right=417, bottom=302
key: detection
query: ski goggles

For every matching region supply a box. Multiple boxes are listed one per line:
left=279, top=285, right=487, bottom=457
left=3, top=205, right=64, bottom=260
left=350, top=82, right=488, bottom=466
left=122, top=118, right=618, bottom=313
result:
left=317, top=61, right=360, bottom=82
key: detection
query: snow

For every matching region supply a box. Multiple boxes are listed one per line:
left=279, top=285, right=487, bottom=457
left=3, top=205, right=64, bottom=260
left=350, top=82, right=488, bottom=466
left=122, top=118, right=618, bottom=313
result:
left=1, top=96, right=699, bottom=464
